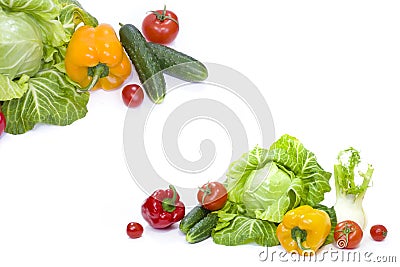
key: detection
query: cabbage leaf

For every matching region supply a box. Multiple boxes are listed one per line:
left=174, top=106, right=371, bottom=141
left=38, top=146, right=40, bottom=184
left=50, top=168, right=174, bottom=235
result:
left=0, top=9, right=44, bottom=80
left=242, top=162, right=304, bottom=222
left=0, top=74, right=29, bottom=101
left=0, top=0, right=60, bottom=20
left=212, top=213, right=279, bottom=247
left=2, top=69, right=89, bottom=134
left=266, top=134, right=332, bottom=206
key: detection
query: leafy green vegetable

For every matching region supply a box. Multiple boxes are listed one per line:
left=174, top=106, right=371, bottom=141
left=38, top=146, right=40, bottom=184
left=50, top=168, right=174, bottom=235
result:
left=0, top=0, right=60, bottom=20
left=0, top=0, right=97, bottom=134
left=2, top=69, right=89, bottom=134
left=225, top=145, right=268, bottom=204
left=241, top=162, right=304, bottom=222
left=0, top=9, right=44, bottom=80
left=212, top=134, right=332, bottom=246
left=58, top=0, right=98, bottom=36
left=225, top=134, right=331, bottom=223
left=266, top=134, right=332, bottom=206
left=212, top=213, right=279, bottom=247
left=0, top=74, right=29, bottom=101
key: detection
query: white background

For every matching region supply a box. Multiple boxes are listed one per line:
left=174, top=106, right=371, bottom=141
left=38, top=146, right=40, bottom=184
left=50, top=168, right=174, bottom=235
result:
left=1, top=0, right=399, bottom=266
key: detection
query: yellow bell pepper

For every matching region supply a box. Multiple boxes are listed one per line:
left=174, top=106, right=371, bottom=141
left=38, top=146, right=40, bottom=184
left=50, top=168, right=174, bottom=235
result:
left=65, top=23, right=131, bottom=91
left=276, top=205, right=331, bottom=255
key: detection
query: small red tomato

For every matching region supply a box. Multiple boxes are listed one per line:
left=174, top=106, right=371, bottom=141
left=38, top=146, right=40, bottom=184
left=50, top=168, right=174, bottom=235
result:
left=0, top=111, right=6, bottom=136
left=126, top=222, right=143, bottom=239
left=122, top=84, right=144, bottom=108
left=197, top=182, right=228, bottom=211
left=334, top=220, right=363, bottom=249
left=142, top=5, right=179, bottom=44
left=370, top=224, right=387, bottom=241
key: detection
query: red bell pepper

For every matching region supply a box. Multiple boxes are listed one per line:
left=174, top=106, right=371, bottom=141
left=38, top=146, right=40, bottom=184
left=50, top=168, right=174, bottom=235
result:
left=141, top=185, right=185, bottom=229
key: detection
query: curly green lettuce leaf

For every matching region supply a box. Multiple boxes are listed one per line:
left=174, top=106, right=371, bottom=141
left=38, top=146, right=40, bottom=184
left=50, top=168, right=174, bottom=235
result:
left=2, top=68, right=89, bottom=134
left=212, top=213, right=279, bottom=247
left=266, top=134, right=332, bottom=206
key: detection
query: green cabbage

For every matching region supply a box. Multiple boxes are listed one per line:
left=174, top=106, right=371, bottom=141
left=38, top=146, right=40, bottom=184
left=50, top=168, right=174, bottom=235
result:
left=0, top=0, right=97, bottom=134
left=212, top=134, right=332, bottom=246
left=0, top=9, right=44, bottom=79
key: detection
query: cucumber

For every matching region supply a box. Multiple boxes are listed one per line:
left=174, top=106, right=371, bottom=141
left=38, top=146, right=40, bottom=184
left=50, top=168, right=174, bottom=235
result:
left=148, top=42, right=208, bottom=82
left=186, top=213, right=219, bottom=244
left=179, top=206, right=210, bottom=234
left=119, top=24, right=166, bottom=104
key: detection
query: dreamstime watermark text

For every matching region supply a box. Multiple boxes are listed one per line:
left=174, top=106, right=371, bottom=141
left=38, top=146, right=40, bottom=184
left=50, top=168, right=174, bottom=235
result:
left=259, top=247, right=397, bottom=263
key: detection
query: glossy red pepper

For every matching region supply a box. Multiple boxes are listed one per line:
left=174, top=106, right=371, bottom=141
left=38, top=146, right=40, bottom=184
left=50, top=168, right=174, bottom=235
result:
left=141, top=185, right=185, bottom=229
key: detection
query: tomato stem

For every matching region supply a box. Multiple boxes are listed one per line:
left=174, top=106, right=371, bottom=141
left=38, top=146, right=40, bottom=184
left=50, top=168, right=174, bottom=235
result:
left=198, top=183, right=212, bottom=204
left=149, top=5, right=179, bottom=25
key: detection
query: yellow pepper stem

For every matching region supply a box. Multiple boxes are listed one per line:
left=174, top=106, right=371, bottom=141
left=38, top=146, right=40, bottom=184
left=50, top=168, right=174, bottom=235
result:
left=80, top=63, right=109, bottom=92
left=291, top=226, right=311, bottom=252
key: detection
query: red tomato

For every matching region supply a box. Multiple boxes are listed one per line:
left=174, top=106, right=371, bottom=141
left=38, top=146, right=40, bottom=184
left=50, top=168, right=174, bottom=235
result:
left=142, top=6, right=179, bottom=44
left=126, top=222, right=144, bottom=239
left=370, top=224, right=387, bottom=241
left=0, top=111, right=6, bottom=136
left=197, top=182, right=228, bottom=211
left=122, top=84, right=144, bottom=108
left=334, top=220, right=363, bottom=249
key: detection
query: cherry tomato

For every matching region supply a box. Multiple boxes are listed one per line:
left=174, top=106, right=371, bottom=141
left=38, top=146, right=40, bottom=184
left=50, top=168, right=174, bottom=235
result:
left=122, top=84, right=144, bottom=108
left=126, top=222, right=144, bottom=239
left=0, top=111, right=6, bottom=136
left=142, top=5, right=179, bottom=44
left=334, top=220, right=363, bottom=249
left=197, top=182, right=228, bottom=211
left=370, top=224, right=387, bottom=241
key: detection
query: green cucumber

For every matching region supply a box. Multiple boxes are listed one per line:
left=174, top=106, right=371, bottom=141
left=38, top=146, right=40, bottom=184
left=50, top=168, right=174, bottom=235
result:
left=119, top=24, right=166, bottom=104
left=148, top=42, right=208, bottom=82
left=179, top=206, right=210, bottom=234
left=186, top=213, right=218, bottom=244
